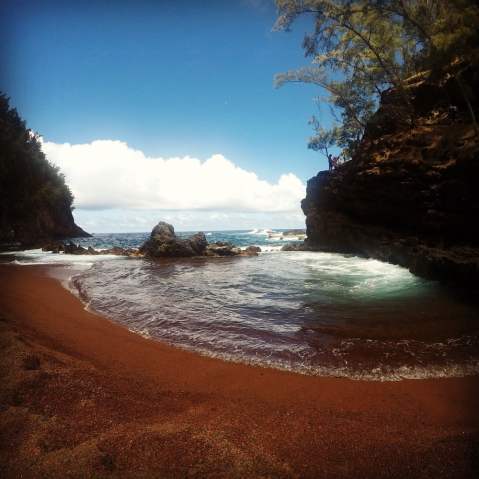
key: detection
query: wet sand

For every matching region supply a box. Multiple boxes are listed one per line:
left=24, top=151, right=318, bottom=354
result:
left=0, top=264, right=478, bottom=478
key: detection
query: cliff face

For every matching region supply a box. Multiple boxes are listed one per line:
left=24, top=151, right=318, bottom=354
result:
left=0, top=201, right=89, bottom=248
left=302, top=67, right=479, bottom=285
left=0, top=94, right=89, bottom=248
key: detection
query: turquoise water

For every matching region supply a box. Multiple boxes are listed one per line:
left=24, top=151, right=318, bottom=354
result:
left=8, top=230, right=479, bottom=380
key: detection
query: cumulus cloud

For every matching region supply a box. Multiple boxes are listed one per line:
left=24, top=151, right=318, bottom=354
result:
left=42, top=139, right=306, bottom=213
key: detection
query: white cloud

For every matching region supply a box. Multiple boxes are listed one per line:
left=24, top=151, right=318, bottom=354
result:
left=42, top=139, right=306, bottom=213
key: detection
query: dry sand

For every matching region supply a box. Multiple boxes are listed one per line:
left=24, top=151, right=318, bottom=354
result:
left=0, top=264, right=478, bottom=478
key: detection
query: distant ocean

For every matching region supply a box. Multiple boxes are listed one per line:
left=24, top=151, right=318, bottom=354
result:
left=7, top=229, right=479, bottom=381
left=72, top=228, right=304, bottom=252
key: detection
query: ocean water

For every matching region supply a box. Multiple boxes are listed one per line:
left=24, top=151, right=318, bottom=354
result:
left=7, top=230, right=479, bottom=381
left=71, top=228, right=303, bottom=251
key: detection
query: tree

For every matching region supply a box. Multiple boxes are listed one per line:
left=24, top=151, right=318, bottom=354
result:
left=274, top=0, right=479, bottom=159
left=307, top=118, right=339, bottom=158
left=0, top=93, right=75, bottom=242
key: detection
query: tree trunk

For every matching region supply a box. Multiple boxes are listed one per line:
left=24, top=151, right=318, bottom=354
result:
left=456, top=74, right=478, bottom=136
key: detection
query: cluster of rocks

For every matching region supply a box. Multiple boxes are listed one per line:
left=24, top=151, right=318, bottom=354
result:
left=205, top=242, right=260, bottom=257
left=139, top=222, right=261, bottom=258
left=41, top=222, right=262, bottom=259
left=42, top=242, right=140, bottom=257
left=280, top=243, right=310, bottom=252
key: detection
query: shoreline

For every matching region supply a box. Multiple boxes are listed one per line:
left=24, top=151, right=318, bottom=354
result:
left=1, top=264, right=478, bottom=477
left=55, top=259, right=479, bottom=383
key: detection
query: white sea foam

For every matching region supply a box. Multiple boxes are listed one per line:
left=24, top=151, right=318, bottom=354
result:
left=270, top=235, right=305, bottom=242
left=267, top=232, right=304, bottom=242
left=257, top=244, right=283, bottom=252
left=288, top=252, right=415, bottom=278
left=10, top=236, right=476, bottom=383
left=121, top=330, right=479, bottom=382
left=9, top=249, right=122, bottom=267
left=246, top=228, right=274, bottom=235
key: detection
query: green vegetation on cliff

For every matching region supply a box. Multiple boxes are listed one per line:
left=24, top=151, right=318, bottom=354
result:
left=0, top=94, right=88, bottom=246
left=274, top=0, right=479, bottom=159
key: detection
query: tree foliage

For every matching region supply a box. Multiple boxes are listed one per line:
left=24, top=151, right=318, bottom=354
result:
left=274, top=0, right=479, bottom=159
left=0, top=93, right=74, bottom=241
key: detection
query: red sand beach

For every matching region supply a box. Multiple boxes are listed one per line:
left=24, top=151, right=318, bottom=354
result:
left=0, top=264, right=478, bottom=478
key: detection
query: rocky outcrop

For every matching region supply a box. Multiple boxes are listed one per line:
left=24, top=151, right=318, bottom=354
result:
left=243, top=245, right=262, bottom=256
left=205, top=242, right=241, bottom=257
left=281, top=243, right=311, bottom=252
left=140, top=222, right=208, bottom=257
left=204, top=243, right=261, bottom=257
left=41, top=224, right=262, bottom=259
left=301, top=66, right=479, bottom=285
left=140, top=222, right=261, bottom=258
left=1, top=206, right=90, bottom=249
left=42, top=242, right=141, bottom=257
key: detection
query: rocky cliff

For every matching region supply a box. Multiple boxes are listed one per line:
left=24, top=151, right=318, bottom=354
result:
left=0, top=94, right=89, bottom=248
left=302, top=65, right=479, bottom=285
left=0, top=201, right=89, bottom=248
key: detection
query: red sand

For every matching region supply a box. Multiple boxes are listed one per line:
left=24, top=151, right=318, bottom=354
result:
left=0, top=264, right=478, bottom=478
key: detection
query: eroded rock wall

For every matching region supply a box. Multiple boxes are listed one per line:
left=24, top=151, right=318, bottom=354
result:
left=302, top=67, right=479, bottom=285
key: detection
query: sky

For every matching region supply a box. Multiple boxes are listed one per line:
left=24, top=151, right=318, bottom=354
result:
left=1, top=0, right=331, bottom=232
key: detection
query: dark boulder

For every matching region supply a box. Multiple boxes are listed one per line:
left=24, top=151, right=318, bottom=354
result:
left=140, top=222, right=207, bottom=258
left=206, top=243, right=262, bottom=257
left=189, top=232, right=208, bottom=255
left=151, top=222, right=176, bottom=242
left=42, top=242, right=65, bottom=254
left=205, top=242, right=240, bottom=257
left=64, top=242, right=88, bottom=255
left=281, top=243, right=309, bottom=252
left=242, top=245, right=262, bottom=256
left=41, top=241, right=140, bottom=257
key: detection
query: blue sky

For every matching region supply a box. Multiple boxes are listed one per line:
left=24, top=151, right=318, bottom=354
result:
left=1, top=0, right=331, bottom=232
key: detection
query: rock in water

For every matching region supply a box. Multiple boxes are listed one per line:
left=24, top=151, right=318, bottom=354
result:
left=205, top=242, right=239, bottom=257
left=141, top=222, right=261, bottom=258
left=140, top=222, right=207, bottom=257
left=281, top=243, right=309, bottom=252
left=150, top=222, right=176, bottom=243
left=42, top=241, right=65, bottom=253
left=206, top=243, right=261, bottom=256
left=189, top=232, right=209, bottom=255
left=243, top=245, right=261, bottom=256
left=42, top=241, right=139, bottom=257
left=63, top=242, right=88, bottom=255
